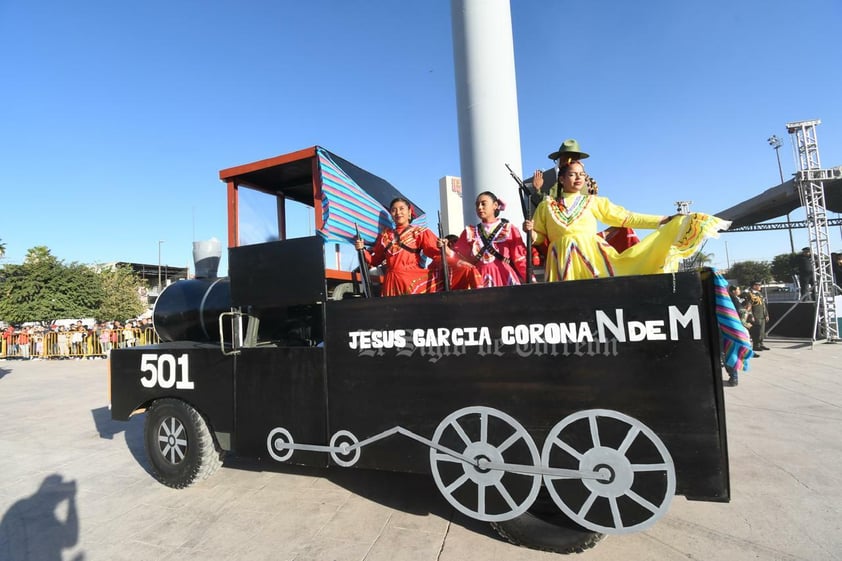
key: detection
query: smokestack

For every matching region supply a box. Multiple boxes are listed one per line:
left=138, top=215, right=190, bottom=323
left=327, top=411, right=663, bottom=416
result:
left=193, top=237, right=221, bottom=279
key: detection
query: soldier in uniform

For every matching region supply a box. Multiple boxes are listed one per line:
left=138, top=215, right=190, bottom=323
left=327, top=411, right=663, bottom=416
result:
left=748, top=281, right=770, bottom=351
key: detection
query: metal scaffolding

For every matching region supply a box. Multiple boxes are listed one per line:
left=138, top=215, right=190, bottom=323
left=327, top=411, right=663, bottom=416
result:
left=786, top=119, right=839, bottom=342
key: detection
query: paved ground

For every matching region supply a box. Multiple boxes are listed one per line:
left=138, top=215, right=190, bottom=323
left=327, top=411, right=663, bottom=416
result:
left=1, top=339, right=841, bottom=561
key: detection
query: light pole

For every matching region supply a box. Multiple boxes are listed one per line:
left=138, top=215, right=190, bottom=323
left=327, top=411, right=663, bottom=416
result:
left=768, top=135, right=796, bottom=253
left=157, top=240, right=165, bottom=293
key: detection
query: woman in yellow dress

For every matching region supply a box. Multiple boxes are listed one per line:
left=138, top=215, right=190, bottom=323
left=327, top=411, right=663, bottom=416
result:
left=524, top=159, right=728, bottom=282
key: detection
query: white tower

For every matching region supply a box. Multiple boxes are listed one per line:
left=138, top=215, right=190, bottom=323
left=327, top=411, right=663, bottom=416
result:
left=450, top=0, right=523, bottom=227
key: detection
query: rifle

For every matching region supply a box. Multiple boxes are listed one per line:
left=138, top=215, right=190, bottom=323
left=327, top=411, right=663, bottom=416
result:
left=505, top=163, right=534, bottom=284
left=437, top=211, right=451, bottom=292
left=354, top=223, right=373, bottom=298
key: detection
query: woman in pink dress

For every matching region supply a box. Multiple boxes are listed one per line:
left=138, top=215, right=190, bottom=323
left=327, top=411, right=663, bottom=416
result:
left=453, top=191, right=529, bottom=287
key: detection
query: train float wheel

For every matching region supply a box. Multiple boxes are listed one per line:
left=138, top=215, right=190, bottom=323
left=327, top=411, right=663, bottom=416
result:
left=429, top=406, right=541, bottom=522
left=541, top=409, right=675, bottom=534
left=143, top=398, right=224, bottom=489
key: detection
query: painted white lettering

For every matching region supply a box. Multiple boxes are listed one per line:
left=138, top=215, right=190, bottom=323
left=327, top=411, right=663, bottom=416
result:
left=437, top=328, right=450, bottom=346
left=627, top=321, right=647, bottom=342
left=412, top=329, right=425, bottom=347
left=669, top=305, right=701, bottom=340
left=501, top=326, right=514, bottom=345
left=545, top=323, right=560, bottom=344
left=596, top=309, right=626, bottom=342
left=646, top=320, right=666, bottom=341
left=558, top=322, right=578, bottom=343
left=577, top=322, right=594, bottom=342
left=463, top=327, right=478, bottom=345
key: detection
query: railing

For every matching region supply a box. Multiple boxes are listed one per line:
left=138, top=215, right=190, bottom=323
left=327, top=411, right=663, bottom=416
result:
left=0, top=328, right=160, bottom=359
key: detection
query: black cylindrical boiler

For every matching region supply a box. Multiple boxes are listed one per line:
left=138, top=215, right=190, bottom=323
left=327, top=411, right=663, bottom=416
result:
left=153, top=278, right=231, bottom=343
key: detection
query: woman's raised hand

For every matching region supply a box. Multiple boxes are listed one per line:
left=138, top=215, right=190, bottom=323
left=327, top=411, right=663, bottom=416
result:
left=354, top=239, right=365, bottom=251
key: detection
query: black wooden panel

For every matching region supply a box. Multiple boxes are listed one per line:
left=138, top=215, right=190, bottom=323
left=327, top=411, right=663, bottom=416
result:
left=323, top=271, right=729, bottom=501
left=229, top=237, right=326, bottom=308
left=234, top=347, right=328, bottom=467
left=110, top=342, right=235, bottom=438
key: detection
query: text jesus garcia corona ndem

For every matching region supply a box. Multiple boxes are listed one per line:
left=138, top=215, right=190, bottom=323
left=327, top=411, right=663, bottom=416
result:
left=347, top=305, right=702, bottom=350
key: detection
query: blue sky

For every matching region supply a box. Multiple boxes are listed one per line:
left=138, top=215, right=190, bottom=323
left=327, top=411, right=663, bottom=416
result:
left=2, top=0, right=841, bottom=275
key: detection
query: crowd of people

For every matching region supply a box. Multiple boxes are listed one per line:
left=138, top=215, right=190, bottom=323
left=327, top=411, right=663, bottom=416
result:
left=355, top=139, right=729, bottom=296
left=0, top=319, right=157, bottom=360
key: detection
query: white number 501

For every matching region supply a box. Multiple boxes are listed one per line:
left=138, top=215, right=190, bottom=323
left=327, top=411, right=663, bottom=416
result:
left=140, top=353, right=194, bottom=390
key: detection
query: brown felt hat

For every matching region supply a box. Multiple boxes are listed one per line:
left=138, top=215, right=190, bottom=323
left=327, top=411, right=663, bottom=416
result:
left=548, top=139, right=590, bottom=161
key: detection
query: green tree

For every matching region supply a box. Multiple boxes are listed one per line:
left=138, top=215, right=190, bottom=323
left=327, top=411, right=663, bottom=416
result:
left=695, top=252, right=715, bottom=267
left=0, top=238, right=5, bottom=258
left=0, top=246, right=103, bottom=324
left=771, top=252, right=799, bottom=283
left=727, top=260, right=772, bottom=287
left=97, top=265, right=147, bottom=321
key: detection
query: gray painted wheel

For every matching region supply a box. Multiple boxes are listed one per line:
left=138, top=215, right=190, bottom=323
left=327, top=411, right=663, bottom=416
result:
left=430, top=406, right=541, bottom=522
left=541, top=409, right=675, bottom=534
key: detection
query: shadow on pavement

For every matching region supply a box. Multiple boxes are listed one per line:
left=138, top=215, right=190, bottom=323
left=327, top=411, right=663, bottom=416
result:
left=221, top=456, right=499, bottom=540
left=100, top=409, right=500, bottom=544
left=0, top=474, right=85, bottom=561
left=91, top=406, right=150, bottom=474
left=0, top=365, right=9, bottom=379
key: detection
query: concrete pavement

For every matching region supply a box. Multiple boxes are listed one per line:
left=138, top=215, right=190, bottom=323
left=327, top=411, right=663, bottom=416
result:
left=1, top=340, right=841, bottom=560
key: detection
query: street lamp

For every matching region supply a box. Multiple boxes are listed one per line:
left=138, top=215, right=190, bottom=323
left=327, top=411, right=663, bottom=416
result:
left=157, top=240, right=165, bottom=293
left=768, top=134, right=796, bottom=253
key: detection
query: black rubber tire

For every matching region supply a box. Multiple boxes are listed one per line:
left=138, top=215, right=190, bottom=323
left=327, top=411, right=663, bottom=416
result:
left=490, top=491, right=604, bottom=554
left=143, top=398, right=224, bottom=489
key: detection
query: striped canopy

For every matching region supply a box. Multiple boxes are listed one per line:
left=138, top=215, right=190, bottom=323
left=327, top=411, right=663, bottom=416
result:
left=317, top=148, right=426, bottom=245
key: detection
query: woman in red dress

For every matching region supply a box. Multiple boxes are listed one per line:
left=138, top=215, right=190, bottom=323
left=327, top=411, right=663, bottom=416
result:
left=355, top=197, right=440, bottom=296
left=453, top=191, right=529, bottom=287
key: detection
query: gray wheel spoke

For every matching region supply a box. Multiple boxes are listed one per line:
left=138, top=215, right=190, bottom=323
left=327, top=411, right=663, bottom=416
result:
left=497, top=430, right=521, bottom=454
left=608, top=496, right=623, bottom=530
left=578, top=489, right=598, bottom=518
left=552, top=436, right=583, bottom=461
left=494, top=480, right=518, bottom=510
left=618, top=426, right=641, bottom=455
left=588, top=415, right=601, bottom=448
left=477, top=482, right=486, bottom=516
left=480, top=411, right=488, bottom=444
left=450, top=419, right=472, bottom=447
left=631, top=462, right=669, bottom=472
left=444, top=472, right=471, bottom=494
left=626, top=490, right=659, bottom=514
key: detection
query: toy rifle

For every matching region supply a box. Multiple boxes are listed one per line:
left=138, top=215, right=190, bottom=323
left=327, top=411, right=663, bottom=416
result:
left=505, top=163, right=534, bottom=284
left=354, top=223, right=373, bottom=298
left=437, top=211, right=451, bottom=292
